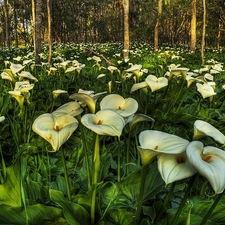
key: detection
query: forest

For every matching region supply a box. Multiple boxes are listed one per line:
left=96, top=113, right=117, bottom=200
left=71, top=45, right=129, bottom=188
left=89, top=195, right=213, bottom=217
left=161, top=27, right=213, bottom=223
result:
left=1, top=0, right=225, bottom=225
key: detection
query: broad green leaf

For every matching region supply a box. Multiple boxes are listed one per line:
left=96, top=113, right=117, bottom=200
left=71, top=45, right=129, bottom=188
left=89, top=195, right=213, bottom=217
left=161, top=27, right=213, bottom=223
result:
left=109, top=209, right=135, bottom=225
left=118, top=161, right=164, bottom=203
left=49, top=189, right=90, bottom=225
left=0, top=204, right=63, bottom=224
left=0, top=158, right=22, bottom=206
left=160, top=197, right=225, bottom=225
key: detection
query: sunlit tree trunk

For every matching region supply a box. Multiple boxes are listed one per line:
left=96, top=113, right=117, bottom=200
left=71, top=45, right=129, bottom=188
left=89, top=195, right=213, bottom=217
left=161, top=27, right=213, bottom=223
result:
left=217, top=19, right=221, bottom=49
left=201, top=0, right=206, bottom=65
left=47, top=0, right=52, bottom=63
left=32, top=0, right=42, bottom=63
left=154, top=0, right=162, bottom=51
left=190, top=0, right=196, bottom=53
left=123, top=0, right=129, bottom=59
left=4, top=0, right=10, bottom=49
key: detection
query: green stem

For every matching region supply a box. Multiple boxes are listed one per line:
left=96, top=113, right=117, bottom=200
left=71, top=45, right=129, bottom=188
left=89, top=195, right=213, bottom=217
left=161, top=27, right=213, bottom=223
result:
left=61, top=148, right=71, bottom=201
left=154, top=182, right=176, bottom=224
left=91, top=134, right=100, bottom=225
left=200, top=191, right=224, bottom=225
left=135, top=165, right=148, bottom=223
left=117, top=137, right=121, bottom=182
left=126, top=131, right=131, bottom=176
left=77, top=115, right=91, bottom=191
left=171, top=175, right=197, bottom=225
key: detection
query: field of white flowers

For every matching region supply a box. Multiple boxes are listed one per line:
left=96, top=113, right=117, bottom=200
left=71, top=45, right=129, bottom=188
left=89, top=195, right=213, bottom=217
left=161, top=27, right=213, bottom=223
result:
left=0, top=42, right=225, bottom=224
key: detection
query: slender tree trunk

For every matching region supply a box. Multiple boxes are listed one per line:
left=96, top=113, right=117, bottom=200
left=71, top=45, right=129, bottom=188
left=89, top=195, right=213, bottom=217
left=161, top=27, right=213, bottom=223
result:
left=13, top=0, right=18, bottom=47
left=190, top=0, right=196, bottom=53
left=4, top=0, right=10, bottom=49
left=47, top=0, right=52, bottom=64
left=32, top=0, right=42, bottom=63
left=201, top=0, right=206, bottom=65
left=217, top=19, right=221, bottom=49
left=123, top=0, right=129, bottom=59
left=154, top=0, right=162, bottom=51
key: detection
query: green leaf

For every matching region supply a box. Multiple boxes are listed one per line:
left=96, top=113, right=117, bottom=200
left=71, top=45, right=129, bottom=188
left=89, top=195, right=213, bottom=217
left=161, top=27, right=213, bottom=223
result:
left=49, top=189, right=90, bottom=225
left=109, top=208, right=136, bottom=225
left=161, top=197, right=225, bottom=225
left=0, top=158, right=22, bottom=206
left=0, top=204, right=63, bottom=224
left=118, top=161, right=164, bottom=203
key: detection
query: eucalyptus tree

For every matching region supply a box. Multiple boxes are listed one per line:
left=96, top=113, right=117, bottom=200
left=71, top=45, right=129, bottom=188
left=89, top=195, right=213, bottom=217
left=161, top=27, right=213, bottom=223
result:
left=3, top=0, right=10, bottom=49
left=32, top=0, right=42, bottom=63
left=123, top=0, right=129, bottom=58
left=190, top=0, right=196, bottom=53
left=201, top=0, right=206, bottom=65
left=154, top=0, right=162, bottom=51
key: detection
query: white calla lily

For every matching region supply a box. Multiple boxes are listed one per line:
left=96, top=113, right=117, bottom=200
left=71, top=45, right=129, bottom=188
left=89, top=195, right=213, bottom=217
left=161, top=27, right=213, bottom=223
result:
left=157, top=152, right=197, bottom=185
left=100, top=94, right=138, bottom=118
left=52, top=101, right=83, bottom=118
left=81, top=109, right=125, bottom=137
left=193, top=120, right=225, bottom=144
left=196, top=83, right=216, bottom=99
left=130, top=82, right=148, bottom=93
left=145, top=75, right=168, bottom=92
left=138, top=130, right=189, bottom=166
left=32, top=113, right=79, bottom=151
left=186, top=141, right=225, bottom=194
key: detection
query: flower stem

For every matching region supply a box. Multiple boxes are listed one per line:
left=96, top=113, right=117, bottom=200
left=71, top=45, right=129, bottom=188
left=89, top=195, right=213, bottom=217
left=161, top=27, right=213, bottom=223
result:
left=171, top=175, right=197, bottom=225
left=126, top=132, right=131, bottom=176
left=91, top=134, right=100, bottom=225
left=79, top=123, right=91, bottom=190
left=117, top=137, right=121, bottom=182
left=200, top=191, right=224, bottom=225
left=154, top=182, right=176, bottom=224
left=135, top=165, right=148, bottom=223
left=61, top=148, right=71, bottom=201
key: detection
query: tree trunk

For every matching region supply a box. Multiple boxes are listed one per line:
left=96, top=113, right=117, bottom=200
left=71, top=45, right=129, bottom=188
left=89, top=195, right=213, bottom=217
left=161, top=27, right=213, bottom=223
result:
left=123, top=0, right=129, bottom=59
left=190, top=0, right=196, bottom=53
left=154, top=0, right=162, bottom=51
left=201, top=0, right=206, bottom=65
left=32, top=0, right=42, bottom=63
left=4, top=0, right=10, bottom=49
left=47, top=0, right=52, bottom=64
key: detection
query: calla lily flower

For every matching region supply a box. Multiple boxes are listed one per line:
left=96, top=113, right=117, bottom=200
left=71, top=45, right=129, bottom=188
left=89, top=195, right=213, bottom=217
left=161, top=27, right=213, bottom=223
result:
left=81, top=109, right=125, bottom=137
left=129, top=114, right=155, bottom=130
left=100, top=94, right=138, bottom=118
left=0, top=116, right=5, bottom=123
left=196, top=83, right=216, bottom=99
left=32, top=113, right=79, bottom=151
left=1, top=71, right=13, bottom=82
left=18, top=71, right=38, bottom=82
left=52, top=90, right=68, bottom=100
left=157, top=152, right=197, bottom=185
left=186, top=141, right=225, bottom=194
left=145, top=75, right=168, bottom=92
left=14, top=81, right=34, bottom=92
left=130, top=82, right=148, bottom=93
left=10, top=63, right=24, bottom=75
left=193, top=120, right=225, bottom=144
left=170, top=67, right=189, bottom=78
left=8, top=91, right=25, bottom=114
left=138, top=130, right=189, bottom=166
left=69, top=93, right=96, bottom=113
left=125, top=64, right=142, bottom=77
left=52, top=102, right=83, bottom=118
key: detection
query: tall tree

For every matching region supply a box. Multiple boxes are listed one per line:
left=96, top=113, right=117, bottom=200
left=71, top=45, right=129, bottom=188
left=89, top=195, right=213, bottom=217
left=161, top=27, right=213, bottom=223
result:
left=201, top=0, right=206, bottom=65
left=4, top=0, right=10, bottom=49
left=123, top=0, right=129, bottom=58
left=32, top=0, right=42, bottom=63
left=47, top=0, right=52, bottom=63
left=154, top=0, right=162, bottom=51
left=190, top=0, right=197, bottom=53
